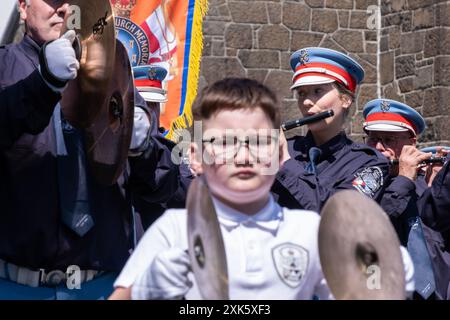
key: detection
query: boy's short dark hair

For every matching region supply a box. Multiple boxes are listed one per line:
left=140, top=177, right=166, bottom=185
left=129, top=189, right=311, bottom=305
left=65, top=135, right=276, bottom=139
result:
left=193, top=78, right=280, bottom=128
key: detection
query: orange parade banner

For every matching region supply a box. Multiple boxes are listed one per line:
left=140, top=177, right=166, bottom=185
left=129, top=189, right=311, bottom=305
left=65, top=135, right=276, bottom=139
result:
left=111, top=0, right=208, bottom=140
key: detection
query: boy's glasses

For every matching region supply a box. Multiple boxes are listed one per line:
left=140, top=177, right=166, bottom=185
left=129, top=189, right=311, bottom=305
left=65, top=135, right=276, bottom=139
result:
left=202, top=135, right=278, bottom=161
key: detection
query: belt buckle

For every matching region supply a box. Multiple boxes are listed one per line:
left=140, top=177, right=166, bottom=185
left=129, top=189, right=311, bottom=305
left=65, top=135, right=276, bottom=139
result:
left=41, top=269, right=66, bottom=287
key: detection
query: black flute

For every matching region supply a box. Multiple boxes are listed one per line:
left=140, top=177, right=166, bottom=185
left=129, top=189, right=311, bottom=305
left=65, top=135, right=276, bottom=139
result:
left=281, top=110, right=335, bottom=131
left=389, top=157, right=446, bottom=165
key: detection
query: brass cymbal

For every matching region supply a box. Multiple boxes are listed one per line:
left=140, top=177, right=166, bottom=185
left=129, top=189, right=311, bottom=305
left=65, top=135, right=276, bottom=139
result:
left=187, top=177, right=229, bottom=300
left=60, top=0, right=116, bottom=128
left=319, top=190, right=406, bottom=300
left=84, top=40, right=134, bottom=186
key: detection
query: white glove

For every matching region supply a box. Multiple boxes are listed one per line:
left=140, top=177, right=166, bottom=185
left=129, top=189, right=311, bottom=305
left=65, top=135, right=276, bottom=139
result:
left=131, top=248, right=193, bottom=300
left=39, top=30, right=79, bottom=91
left=129, top=106, right=151, bottom=156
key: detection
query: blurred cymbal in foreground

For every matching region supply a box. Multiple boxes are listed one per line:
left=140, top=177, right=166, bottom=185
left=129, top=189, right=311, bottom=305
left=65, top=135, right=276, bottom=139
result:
left=319, top=190, right=406, bottom=300
left=84, top=40, right=134, bottom=186
left=187, top=177, right=229, bottom=300
left=61, top=0, right=116, bottom=128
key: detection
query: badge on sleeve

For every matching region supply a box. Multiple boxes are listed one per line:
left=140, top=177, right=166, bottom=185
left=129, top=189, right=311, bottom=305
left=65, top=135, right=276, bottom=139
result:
left=352, top=166, right=383, bottom=197
left=272, top=243, right=309, bottom=288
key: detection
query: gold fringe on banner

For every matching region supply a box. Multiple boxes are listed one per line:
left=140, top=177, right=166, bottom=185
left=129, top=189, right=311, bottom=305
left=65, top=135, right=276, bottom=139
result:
left=165, top=0, right=209, bottom=142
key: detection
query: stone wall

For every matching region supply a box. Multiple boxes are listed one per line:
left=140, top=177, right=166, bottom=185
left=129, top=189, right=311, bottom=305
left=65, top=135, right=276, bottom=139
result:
left=379, top=0, right=450, bottom=146
left=199, top=0, right=450, bottom=146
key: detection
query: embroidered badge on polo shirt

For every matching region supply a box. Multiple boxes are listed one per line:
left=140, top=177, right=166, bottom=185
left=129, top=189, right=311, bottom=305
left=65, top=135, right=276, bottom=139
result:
left=352, top=166, right=383, bottom=197
left=272, top=243, right=309, bottom=288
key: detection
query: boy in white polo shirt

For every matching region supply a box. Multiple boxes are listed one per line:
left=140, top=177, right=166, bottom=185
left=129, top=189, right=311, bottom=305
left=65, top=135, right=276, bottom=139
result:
left=112, top=78, right=331, bottom=300
left=111, top=78, right=414, bottom=300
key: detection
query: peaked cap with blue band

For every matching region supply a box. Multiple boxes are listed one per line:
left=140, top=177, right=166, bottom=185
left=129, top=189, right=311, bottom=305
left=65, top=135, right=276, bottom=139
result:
left=133, top=62, right=169, bottom=103
left=290, top=47, right=365, bottom=92
left=363, top=99, right=426, bottom=136
left=133, top=65, right=168, bottom=82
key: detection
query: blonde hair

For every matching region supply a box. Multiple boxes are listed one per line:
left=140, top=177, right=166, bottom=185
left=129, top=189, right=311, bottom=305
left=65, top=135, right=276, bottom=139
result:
left=332, top=81, right=354, bottom=119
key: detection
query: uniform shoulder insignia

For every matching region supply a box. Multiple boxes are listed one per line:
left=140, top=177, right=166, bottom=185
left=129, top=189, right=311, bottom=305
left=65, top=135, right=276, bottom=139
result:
left=352, top=166, right=384, bottom=198
left=351, top=143, right=368, bottom=150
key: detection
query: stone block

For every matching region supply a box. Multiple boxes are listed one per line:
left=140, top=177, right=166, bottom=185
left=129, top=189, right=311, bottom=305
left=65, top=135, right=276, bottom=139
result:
left=258, top=25, right=290, bottom=50
left=305, top=0, right=324, bottom=8
left=338, top=11, right=349, bottom=28
left=398, top=77, right=414, bottom=92
left=203, top=21, right=226, bottom=36
left=414, top=66, right=433, bottom=90
left=200, top=57, right=246, bottom=85
left=434, top=56, right=450, bottom=86
left=212, top=40, right=225, bottom=56
left=225, top=24, right=252, bottom=49
left=238, top=50, right=280, bottom=69
left=291, top=32, right=324, bottom=51
left=350, top=11, right=369, bottom=29
left=400, top=32, right=424, bottom=54
left=247, top=69, right=269, bottom=84
left=404, top=91, right=424, bottom=109
left=423, top=88, right=450, bottom=117
left=424, top=28, right=450, bottom=58
left=311, top=10, right=338, bottom=33
left=282, top=3, right=311, bottom=30
left=326, top=0, right=353, bottom=9
left=412, top=7, right=434, bottom=30
left=267, top=3, right=282, bottom=24
left=229, top=1, right=268, bottom=23
left=395, top=55, right=415, bottom=78
left=264, top=70, right=296, bottom=100
left=333, top=30, right=364, bottom=52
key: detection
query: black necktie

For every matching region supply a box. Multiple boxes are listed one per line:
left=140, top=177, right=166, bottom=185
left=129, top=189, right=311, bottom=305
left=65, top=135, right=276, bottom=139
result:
left=407, top=217, right=435, bottom=299
left=306, top=147, right=322, bottom=174
left=56, top=116, right=94, bottom=237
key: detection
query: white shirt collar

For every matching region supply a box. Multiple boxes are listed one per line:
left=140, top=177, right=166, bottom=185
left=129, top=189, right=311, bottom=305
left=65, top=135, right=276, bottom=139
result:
left=211, top=194, right=283, bottom=233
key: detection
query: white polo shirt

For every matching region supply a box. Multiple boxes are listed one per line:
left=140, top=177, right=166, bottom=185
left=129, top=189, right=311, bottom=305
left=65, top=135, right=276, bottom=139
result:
left=116, top=196, right=415, bottom=299
left=116, top=196, right=331, bottom=300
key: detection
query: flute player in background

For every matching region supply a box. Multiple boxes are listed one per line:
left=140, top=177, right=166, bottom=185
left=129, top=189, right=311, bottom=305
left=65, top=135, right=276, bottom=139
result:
left=363, top=98, right=450, bottom=300
left=271, top=47, right=390, bottom=213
